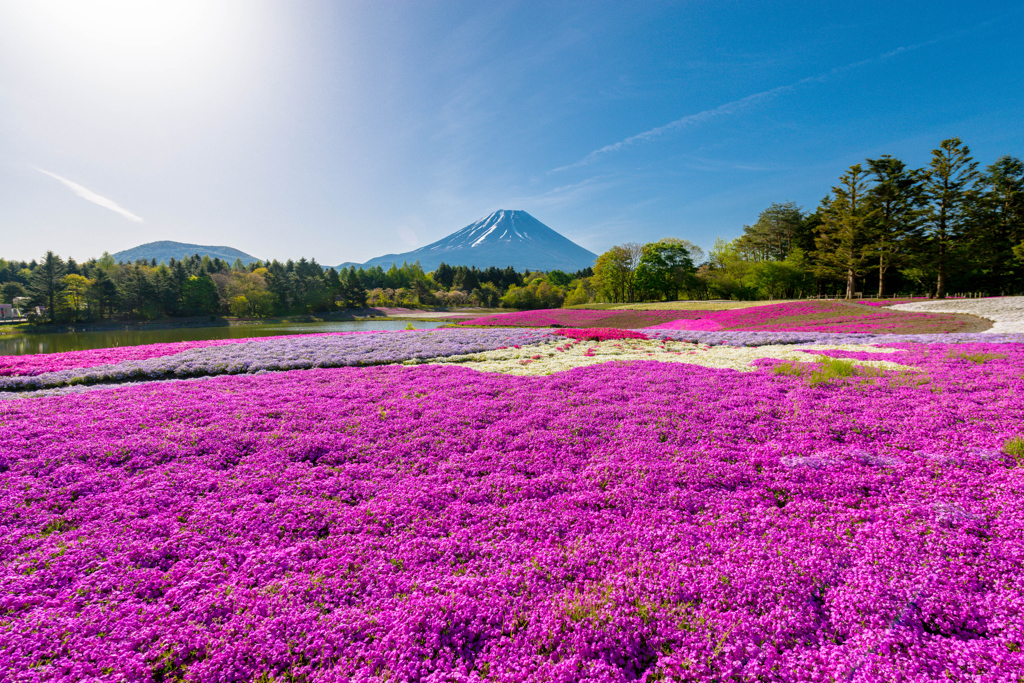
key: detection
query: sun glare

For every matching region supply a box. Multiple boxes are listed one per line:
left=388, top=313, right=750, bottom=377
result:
left=20, top=0, right=246, bottom=89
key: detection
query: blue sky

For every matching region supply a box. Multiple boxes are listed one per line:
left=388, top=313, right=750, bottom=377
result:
left=1, top=1, right=1022, bottom=266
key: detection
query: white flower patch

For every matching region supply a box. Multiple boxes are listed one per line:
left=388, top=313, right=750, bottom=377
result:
left=890, top=296, right=1024, bottom=333
left=412, top=338, right=915, bottom=376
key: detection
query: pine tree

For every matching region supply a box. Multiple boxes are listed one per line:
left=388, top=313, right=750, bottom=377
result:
left=344, top=268, right=366, bottom=308
left=90, top=269, right=118, bottom=319
left=865, top=155, right=924, bottom=297
left=922, top=138, right=979, bottom=298
left=28, top=251, right=66, bottom=322
left=975, top=156, right=1024, bottom=294
left=736, top=202, right=804, bottom=261
left=813, top=164, right=875, bottom=299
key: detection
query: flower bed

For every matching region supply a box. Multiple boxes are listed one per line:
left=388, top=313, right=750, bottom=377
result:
left=420, top=337, right=909, bottom=376
left=554, top=328, right=648, bottom=342
left=458, top=309, right=704, bottom=328
left=0, top=329, right=557, bottom=391
left=459, top=301, right=985, bottom=334
left=3, top=344, right=1024, bottom=680
left=0, top=331, right=383, bottom=377
left=645, top=300, right=984, bottom=334
left=9, top=325, right=1024, bottom=393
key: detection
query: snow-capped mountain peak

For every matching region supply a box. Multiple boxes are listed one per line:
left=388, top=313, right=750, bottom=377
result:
left=339, top=210, right=596, bottom=272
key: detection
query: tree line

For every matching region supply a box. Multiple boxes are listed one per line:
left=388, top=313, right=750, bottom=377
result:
left=590, top=137, right=1023, bottom=302
left=0, top=251, right=594, bottom=322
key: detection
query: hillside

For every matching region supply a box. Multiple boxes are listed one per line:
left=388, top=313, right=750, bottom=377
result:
left=338, top=210, right=597, bottom=272
left=111, top=241, right=261, bottom=265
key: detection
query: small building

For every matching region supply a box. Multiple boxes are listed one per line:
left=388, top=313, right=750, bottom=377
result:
left=0, top=304, right=13, bottom=320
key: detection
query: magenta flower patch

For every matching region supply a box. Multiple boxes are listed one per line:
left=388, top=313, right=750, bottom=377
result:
left=3, top=341, right=1024, bottom=680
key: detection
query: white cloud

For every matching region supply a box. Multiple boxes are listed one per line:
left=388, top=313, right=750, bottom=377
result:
left=35, top=168, right=144, bottom=222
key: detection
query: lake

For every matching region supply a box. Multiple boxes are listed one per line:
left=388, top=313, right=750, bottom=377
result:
left=0, top=320, right=449, bottom=356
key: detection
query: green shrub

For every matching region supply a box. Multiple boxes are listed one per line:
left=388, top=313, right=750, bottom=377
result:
left=947, top=350, right=1007, bottom=365
left=808, top=357, right=883, bottom=386
left=1004, top=436, right=1024, bottom=464
left=772, top=362, right=805, bottom=376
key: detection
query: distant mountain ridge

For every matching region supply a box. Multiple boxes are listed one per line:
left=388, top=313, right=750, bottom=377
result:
left=111, top=241, right=261, bottom=265
left=338, top=210, right=596, bottom=272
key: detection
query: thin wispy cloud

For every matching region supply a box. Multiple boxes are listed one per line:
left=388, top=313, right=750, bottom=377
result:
left=551, top=34, right=962, bottom=173
left=35, top=168, right=144, bottom=222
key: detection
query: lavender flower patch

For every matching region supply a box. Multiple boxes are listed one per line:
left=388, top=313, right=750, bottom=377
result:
left=647, top=328, right=1024, bottom=347
left=0, top=328, right=557, bottom=392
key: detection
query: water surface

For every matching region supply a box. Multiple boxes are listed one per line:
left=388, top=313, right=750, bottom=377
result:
left=0, top=320, right=448, bottom=356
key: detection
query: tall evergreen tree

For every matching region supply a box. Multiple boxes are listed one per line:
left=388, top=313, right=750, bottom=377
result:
left=976, top=155, right=1024, bottom=294
left=922, top=137, right=980, bottom=298
left=90, top=269, right=118, bottom=319
left=433, top=262, right=455, bottom=289
left=28, top=251, right=66, bottom=322
left=736, top=202, right=804, bottom=261
left=342, top=268, right=366, bottom=308
left=813, top=164, right=875, bottom=299
left=865, top=155, right=923, bottom=297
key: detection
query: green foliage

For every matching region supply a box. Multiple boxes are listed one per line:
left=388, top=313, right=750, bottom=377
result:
left=946, top=350, right=1007, bottom=365
left=180, top=275, right=219, bottom=316
left=593, top=244, right=642, bottom=303
left=28, top=251, right=65, bottom=322
left=772, top=356, right=884, bottom=386
left=1004, top=436, right=1024, bottom=464
left=864, top=155, right=924, bottom=297
left=700, top=139, right=1022, bottom=299
left=813, top=164, right=875, bottom=299
left=635, top=241, right=696, bottom=301
left=1, top=281, right=26, bottom=304
left=976, top=156, right=1024, bottom=294
left=735, top=201, right=807, bottom=261
left=745, top=249, right=810, bottom=300
left=922, top=138, right=980, bottom=298
left=771, top=362, right=805, bottom=377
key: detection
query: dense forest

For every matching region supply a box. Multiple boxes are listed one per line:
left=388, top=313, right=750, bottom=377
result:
left=591, top=137, right=1024, bottom=302
left=2, top=137, right=1021, bottom=321
left=0, top=250, right=592, bottom=323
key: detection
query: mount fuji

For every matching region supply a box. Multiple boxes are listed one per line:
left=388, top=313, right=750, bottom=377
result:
left=338, top=210, right=597, bottom=272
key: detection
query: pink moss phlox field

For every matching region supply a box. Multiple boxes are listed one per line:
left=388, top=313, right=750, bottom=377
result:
left=0, top=331, right=383, bottom=378
left=0, top=329, right=556, bottom=391
left=4, top=344, right=1024, bottom=681
left=645, top=301, right=965, bottom=333
left=460, top=302, right=970, bottom=334
left=458, top=309, right=700, bottom=328
left=554, top=328, right=648, bottom=342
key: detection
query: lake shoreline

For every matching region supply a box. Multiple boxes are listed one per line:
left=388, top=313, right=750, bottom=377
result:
left=0, top=307, right=483, bottom=336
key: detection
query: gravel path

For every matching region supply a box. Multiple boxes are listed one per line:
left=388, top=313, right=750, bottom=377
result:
left=890, top=296, right=1024, bottom=333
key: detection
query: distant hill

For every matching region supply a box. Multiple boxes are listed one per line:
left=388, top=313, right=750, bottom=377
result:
left=111, top=241, right=261, bottom=265
left=338, top=210, right=597, bottom=273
